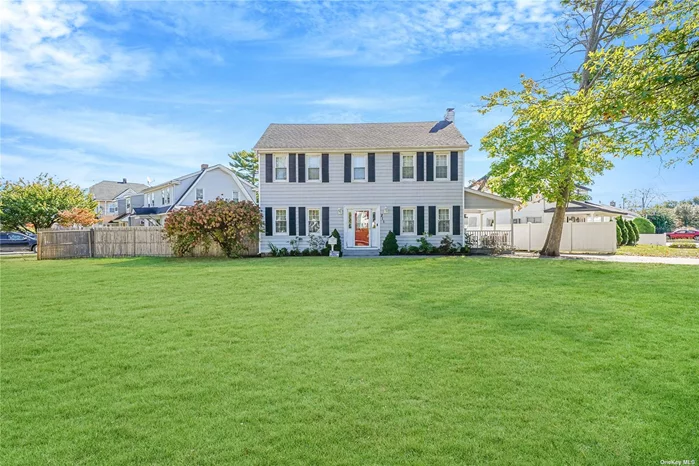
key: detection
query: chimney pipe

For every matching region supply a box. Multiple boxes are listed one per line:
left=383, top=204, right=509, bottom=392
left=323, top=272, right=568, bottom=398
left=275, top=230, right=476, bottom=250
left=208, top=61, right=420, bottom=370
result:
left=610, top=200, right=616, bottom=207
left=201, top=164, right=209, bottom=171
left=444, top=108, right=455, bottom=122
left=122, top=178, right=127, bottom=183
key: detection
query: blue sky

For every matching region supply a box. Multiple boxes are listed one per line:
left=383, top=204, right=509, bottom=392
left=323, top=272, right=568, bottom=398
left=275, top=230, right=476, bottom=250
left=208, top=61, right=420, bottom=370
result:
left=1, top=0, right=697, bottom=204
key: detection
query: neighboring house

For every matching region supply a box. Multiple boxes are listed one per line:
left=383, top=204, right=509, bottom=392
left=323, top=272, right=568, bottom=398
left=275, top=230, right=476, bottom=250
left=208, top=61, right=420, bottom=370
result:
left=467, top=175, right=637, bottom=229
left=254, top=109, right=471, bottom=256
left=87, top=179, right=148, bottom=224
left=126, top=164, right=255, bottom=226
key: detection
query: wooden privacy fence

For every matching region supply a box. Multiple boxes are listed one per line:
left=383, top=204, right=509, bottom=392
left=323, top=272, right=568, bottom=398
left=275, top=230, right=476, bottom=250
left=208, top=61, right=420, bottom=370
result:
left=37, top=227, right=259, bottom=260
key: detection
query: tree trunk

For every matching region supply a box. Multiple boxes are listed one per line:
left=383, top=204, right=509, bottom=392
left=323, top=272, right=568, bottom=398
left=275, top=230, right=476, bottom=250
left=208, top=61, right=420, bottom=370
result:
left=540, top=184, right=571, bottom=257
left=540, top=202, right=567, bottom=256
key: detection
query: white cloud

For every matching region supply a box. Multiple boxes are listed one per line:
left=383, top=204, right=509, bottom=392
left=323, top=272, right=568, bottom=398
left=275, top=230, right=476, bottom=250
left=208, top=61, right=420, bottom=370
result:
left=1, top=102, right=230, bottom=169
left=0, top=0, right=150, bottom=93
left=311, top=96, right=423, bottom=111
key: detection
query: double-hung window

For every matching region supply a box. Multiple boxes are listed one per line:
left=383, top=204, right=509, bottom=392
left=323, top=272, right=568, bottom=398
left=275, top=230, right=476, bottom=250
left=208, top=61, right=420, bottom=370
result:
left=108, top=202, right=117, bottom=213
left=231, top=191, right=239, bottom=202
left=435, top=154, right=449, bottom=180
left=308, top=208, right=321, bottom=234
left=275, top=155, right=287, bottom=181
left=274, top=208, right=288, bottom=235
left=353, top=155, right=366, bottom=181
left=195, top=188, right=204, bottom=202
left=165, top=189, right=171, bottom=204
left=438, top=208, right=451, bottom=233
left=307, top=155, right=321, bottom=181
left=402, top=155, right=415, bottom=180
left=126, top=198, right=131, bottom=211
left=402, top=208, right=416, bottom=235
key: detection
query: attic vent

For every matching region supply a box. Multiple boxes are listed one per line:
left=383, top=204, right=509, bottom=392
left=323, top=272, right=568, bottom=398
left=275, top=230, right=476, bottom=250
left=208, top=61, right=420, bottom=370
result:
left=444, top=108, right=455, bottom=122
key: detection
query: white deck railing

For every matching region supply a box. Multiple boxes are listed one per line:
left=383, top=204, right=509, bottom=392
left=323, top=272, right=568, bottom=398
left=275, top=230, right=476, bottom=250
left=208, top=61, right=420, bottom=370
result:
left=465, top=230, right=512, bottom=249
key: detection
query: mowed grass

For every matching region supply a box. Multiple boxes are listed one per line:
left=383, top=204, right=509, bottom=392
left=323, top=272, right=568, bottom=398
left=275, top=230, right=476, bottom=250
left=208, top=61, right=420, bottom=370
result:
left=1, top=256, right=698, bottom=465
left=618, top=244, right=699, bottom=258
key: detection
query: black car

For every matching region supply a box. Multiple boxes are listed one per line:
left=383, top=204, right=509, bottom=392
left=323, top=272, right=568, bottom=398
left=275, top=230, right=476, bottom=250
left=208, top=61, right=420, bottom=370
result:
left=0, top=232, right=37, bottom=252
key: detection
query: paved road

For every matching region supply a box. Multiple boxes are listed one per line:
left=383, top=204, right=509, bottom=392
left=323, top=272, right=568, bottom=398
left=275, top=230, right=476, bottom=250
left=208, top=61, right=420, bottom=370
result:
left=509, top=252, right=699, bottom=266
left=0, top=251, right=36, bottom=256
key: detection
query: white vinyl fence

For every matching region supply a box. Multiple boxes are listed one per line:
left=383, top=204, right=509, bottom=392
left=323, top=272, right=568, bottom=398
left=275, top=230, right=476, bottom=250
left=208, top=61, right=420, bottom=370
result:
left=638, top=234, right=666, bottom=246
left=513, top=222, right=617, bottom=253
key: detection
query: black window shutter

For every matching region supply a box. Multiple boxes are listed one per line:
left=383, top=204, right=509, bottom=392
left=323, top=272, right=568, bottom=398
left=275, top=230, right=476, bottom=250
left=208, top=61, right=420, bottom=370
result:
left=368, top=153, right=375, bottom=182
left=452, top=205, right=460, bottom=235
left=298, top=154, right=306, bottom=183
left=417, top=152, right=425, bottom=181
left=344, top=154, right=351, bottom=182
left=321, top=154, right=329, bottom=183
left=426, top=152, right=434, bottom=181
left=393, top=206, right=401, bottom=235
left=450, top=151, right=459, bottom=181
left=265, top=154, right=273, bottom=183
left=428, top=206, right=436, bottom=235
left=289, top=154, right=297, bottom=183
left=265, top=207, right=273, bottom=235
left=298, top=207, right=306, bottom=236
left=289, top=207, right=297, bottom=235
left=392, top=153, right=400, bottom=182
left=322, top=207, right=330, bottom=235
left=417, top=206, right=425, bottom=235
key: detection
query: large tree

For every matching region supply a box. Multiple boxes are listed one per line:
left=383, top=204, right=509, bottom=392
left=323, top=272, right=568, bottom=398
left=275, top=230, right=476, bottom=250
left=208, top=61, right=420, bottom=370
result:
left=480, top=0, right=698, bottom=256
left=0, top=174, right=97, bottom=233
left=228, top=150, right=258, bottom=186
left=622, top=187, right=665, bottom=211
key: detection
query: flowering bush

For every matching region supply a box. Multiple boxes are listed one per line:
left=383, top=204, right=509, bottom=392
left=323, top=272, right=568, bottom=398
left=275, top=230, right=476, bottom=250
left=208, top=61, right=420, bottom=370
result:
left=163, top=199, right=262, bottom=258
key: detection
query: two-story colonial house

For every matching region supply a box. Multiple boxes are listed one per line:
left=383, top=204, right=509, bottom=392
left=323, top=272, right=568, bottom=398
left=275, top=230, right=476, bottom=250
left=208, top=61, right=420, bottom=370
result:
left=254, top=109, right=471, bottom=256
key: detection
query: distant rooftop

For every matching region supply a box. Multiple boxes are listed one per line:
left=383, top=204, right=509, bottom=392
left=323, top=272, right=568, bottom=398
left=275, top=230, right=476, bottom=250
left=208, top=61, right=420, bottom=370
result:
left=88, top=180, right=148, bottom=201
left=254, top=121, right=470, bottom=151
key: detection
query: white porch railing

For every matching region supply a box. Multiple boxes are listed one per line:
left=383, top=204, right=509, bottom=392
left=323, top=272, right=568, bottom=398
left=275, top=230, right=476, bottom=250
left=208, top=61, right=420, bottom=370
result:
left=465, top=230, right=512, bottom=249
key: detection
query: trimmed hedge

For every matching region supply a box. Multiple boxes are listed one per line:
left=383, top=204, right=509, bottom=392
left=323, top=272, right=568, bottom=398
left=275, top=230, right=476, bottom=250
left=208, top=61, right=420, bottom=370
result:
left=616, top=223, right=623, bottom=247
left=616, top=217, right=629, bottom=245
left=381, top=231, right=399, bottom=255
left=633, top=217, right=656, bottom=234
left=628, top=220, right=640, bottom=245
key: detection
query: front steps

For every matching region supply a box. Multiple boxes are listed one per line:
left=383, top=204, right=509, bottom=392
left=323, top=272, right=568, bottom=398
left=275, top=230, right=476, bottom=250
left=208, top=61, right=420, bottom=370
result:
left=343, top=248, right=380, bottom=257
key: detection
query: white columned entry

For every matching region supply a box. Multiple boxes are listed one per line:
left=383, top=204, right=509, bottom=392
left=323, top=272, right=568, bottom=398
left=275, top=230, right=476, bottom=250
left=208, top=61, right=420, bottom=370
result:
left=493, top=211, right=497, bottom=231
left=510, top=207, right=514, bottom=248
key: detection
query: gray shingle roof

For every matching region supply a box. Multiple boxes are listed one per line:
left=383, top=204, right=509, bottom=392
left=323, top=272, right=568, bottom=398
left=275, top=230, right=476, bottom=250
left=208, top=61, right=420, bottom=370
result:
left=88, top=181, right=148, bottom=200
left=254, top=121, right=470, bottom=151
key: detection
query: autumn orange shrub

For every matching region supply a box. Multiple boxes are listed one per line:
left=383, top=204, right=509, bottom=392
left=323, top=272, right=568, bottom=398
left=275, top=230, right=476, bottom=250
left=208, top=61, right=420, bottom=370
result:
left=57, top=207, right=100, bottom=227
left=163, top=199, right=262, bottom=258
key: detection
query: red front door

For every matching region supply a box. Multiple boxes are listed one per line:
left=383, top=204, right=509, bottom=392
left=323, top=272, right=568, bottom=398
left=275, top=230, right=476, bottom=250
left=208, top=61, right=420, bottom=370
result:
left=354, top=210, right=370, bottom=246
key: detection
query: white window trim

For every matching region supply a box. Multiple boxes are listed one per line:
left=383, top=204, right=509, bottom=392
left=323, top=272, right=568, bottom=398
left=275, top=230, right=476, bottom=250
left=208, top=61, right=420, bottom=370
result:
left=306, top=155, right=322, bottom=183
left=307, top=207, right=322, bottom=236
left=231, top=191, right=239, bottom=202
left=401, top=154, right=416, bottom=181
left=195, top=188, right=205, bottom=202
left=274, top=208, right=288, bottom=236
left=126, top=198, right=132, bottom=210
left=352, top=154, right=368, bottom=182
left=434, top=153, right=450, bottom=181
left=274, top=155, right=288, bottom=182
left=437, top=207, right=451, bottom=234
left=401, top=207, right=417, bottom=236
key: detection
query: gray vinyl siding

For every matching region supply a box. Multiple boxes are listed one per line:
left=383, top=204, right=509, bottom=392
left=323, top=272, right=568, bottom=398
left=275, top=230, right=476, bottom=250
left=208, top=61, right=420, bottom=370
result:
left=179, top=168, right=242, bottom=205
left=259, top=151, right=464, bottom=252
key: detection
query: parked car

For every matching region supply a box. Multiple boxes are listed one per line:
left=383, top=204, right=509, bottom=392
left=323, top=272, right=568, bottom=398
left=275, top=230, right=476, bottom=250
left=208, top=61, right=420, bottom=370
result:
left=666, top=228, right=699, bottom=240
left=0, top=232, right=37, bottom=252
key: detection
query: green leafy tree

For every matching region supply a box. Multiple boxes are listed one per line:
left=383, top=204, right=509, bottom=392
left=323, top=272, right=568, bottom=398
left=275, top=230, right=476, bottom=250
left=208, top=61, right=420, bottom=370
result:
left=626, top=219, right=639, bottom=245
left=0, top=174, right=97, bottom=233
left=615, top=222, right=623, bottom=247
left=644, top=206, right=676, bottom=233
left=381, top=231, right=399, bottom=255
left=633, top=217, right=656, bottom=234
left=228, top=150, right=259, bottom=186
left=480, top=0, right=697, bottom=256
left=163, top=199, right=262, bottom=258
left=674, top=202, right=699, bottom=227
left=616, top=216, right=629, bottom=245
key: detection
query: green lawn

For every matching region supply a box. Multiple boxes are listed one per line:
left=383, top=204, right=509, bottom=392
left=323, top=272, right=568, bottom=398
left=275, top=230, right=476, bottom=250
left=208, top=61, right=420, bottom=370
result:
left=2, top=256, right=697, bottom=465
left=618, top=244, right=699, bottom=258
